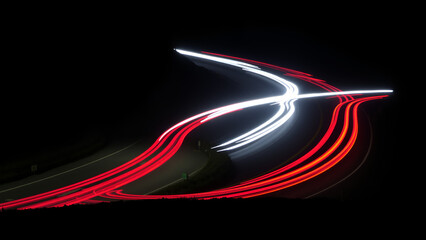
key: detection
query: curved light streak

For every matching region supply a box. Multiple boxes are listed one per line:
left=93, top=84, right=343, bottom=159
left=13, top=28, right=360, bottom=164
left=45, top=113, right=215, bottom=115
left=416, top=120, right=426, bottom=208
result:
left=175, top=49, right=391, bottom=152
left=100, top=95, right=387, bottom=200
left=175, top=49, right=260, bottom=70
left=0, top=49, right=392, bottom=210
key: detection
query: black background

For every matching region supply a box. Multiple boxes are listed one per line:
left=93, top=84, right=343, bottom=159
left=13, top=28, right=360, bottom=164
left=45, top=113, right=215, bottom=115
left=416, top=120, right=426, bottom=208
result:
left=3, top=5, right=409, bottom=142
left=2, top=3, right=414, bottom=213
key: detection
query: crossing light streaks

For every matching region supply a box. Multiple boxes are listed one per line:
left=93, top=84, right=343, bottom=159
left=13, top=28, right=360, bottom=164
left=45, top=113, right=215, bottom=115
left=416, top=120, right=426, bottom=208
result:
left=0, top=49, right=392, bottom=209
left=175, top=49, right=391, bottom=152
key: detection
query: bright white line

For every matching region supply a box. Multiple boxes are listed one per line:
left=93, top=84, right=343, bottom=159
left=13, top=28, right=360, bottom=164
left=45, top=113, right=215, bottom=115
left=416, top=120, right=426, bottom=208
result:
left=175, top=49, right=260, bottom=70
left=217, top=100, right=297, bottom=152
left=296, top=90, right=393, bottom=99
left=158, top=108, right=217, bottom=141
left=212, top=102, right=286, bottom=149
left=175, top=49, right=393, bottom=152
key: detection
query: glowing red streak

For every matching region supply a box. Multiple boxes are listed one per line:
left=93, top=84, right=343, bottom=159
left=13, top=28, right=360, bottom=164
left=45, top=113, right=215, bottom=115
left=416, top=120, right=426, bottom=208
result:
left=93, top=52, right=388, bottom=201
left=98, top=95, right=386, bottom=200
left=0, top=50, right=390, bottom=209
left=0, top=111, right=212, bottom=209
left=201, top=51, right=313, bottom=77
left=11, top=108, right=242, bottom=209
left=235, top=96, right=385, bottom=198
left=50, top=119, right=206, bottom=208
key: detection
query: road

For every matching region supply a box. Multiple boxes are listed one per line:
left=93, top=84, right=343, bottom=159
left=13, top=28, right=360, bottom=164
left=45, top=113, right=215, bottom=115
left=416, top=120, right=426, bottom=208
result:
left=0, top=49, right=392, bottom=209
left=0, top=131, right=208, bottom=208
left=100, top=50, right=392, bottom=200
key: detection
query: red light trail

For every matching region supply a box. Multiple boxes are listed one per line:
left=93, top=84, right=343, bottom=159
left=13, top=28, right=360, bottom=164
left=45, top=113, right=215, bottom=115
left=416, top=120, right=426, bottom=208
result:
left=0, top=50, right=391, bottom=210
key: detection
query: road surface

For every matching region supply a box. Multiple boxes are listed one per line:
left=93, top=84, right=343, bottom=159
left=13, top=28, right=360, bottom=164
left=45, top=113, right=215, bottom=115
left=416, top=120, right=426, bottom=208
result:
left=0, top=134, right=207, bottom=207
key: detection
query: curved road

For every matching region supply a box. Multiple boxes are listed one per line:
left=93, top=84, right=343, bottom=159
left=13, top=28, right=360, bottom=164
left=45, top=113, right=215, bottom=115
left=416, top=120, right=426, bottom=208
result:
left=0, top=49, right=392, bottom=209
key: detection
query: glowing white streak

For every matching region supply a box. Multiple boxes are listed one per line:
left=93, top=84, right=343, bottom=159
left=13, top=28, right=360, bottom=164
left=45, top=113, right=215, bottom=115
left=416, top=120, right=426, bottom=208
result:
left=212, top=102, right=287, bottom=149
left=217, top=100, right=297, bottom=152
left=242, top=100, right=296, bottom=143
left=200, top=96, right=283, bottom=122
left=175, top=49, right=393, bottom=152
left=206, top=64, right=299, bottom=150
left=296, top=90, right=393, bottom=99
left=175, top=49, right=260, bottom=70
left=211, top=89, right=393, bottom=151
left=242, top=67, right=299, bottom=96
left=160, top=95, right=283, bottom=141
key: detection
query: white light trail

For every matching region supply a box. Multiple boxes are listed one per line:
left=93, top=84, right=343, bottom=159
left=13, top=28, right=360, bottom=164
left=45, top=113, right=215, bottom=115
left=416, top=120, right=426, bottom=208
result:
left=174, top=49, right=260, bottom=70
left=296, top=90, right=393, bottom=99
left=212, top=102, right=287, bottom=150
left=175, top=49, right=393, bottom=152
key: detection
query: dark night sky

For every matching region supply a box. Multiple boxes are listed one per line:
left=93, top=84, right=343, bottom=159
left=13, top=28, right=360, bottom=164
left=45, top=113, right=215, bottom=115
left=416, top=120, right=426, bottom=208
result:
left=2, top=5, right=414, bottom=200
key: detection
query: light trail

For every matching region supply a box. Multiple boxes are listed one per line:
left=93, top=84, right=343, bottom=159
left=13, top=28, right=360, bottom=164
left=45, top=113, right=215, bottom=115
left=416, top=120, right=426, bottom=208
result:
left=100, top=96, right=387, bottom=200
left=175, top=49, right=392, bottom=152
left=296, top=90, right=393, bottom=99
left=0, top=49, right=392, bottom=210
